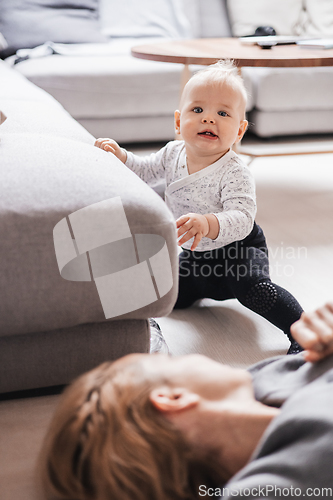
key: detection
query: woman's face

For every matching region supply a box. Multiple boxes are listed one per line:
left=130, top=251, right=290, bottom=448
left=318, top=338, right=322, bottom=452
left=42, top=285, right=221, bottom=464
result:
left=110, top=354, right=260, bottom=480
left=115, top=353, right=253, bottom=402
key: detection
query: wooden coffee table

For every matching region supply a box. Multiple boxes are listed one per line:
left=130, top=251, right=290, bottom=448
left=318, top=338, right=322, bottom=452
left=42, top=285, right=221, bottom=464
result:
left=132, top=37, right=333, bottom=67
left=132, top=38, right=333, bottom=158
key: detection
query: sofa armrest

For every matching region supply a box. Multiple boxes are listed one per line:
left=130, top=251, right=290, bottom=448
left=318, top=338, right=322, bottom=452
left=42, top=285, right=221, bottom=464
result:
left=0, top=126, right=178, bottom=337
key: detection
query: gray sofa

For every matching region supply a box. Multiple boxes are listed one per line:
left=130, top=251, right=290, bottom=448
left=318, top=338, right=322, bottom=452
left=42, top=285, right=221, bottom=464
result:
left=0, top=60, right=179, bottom=393
left=1, top=0, right=333, bottom=142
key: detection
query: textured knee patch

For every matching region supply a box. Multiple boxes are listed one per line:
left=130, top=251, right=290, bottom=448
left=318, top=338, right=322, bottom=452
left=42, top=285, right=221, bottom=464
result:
left=244, top=282, right=278, bottom=314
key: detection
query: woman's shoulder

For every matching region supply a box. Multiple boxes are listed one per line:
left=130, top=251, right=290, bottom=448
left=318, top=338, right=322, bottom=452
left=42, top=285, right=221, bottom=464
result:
left=223, top=369, right=333, bottom=497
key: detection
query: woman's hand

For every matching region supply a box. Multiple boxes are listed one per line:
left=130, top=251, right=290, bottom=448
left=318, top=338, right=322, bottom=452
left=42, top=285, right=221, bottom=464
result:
left=94, top=138, right=127, bottom=164
left=291, top=302, right=333, bottom=362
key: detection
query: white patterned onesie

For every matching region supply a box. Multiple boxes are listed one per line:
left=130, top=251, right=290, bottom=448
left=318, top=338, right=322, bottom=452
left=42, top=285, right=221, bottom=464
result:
left=125, top=140, right=256, bottom=251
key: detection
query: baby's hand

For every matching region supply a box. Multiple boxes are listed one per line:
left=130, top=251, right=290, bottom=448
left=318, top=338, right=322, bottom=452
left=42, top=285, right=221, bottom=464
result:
left=176, top=213, right=209, bottom=251
left=291, top=302, right=333, bottom=362
left=94, top=138, right=127, bottom=164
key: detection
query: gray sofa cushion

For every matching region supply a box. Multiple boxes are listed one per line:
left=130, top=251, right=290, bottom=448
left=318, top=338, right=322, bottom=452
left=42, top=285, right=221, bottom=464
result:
left=100, top=0, right=192, bottom=38
left=0, top=131, right=178, bottom=336
left=0, top=0, right=107, bottom=59
left=249, top=109, right=333, bottom=137
left=242, top=67, right=333, bottom=112
left=226, top=0, right=303, bottom=36
left=0, top=60, right=178, bottom=337
left=16, top=53, right=183, bottom=119
left=0, top=319, right=150, bottom=393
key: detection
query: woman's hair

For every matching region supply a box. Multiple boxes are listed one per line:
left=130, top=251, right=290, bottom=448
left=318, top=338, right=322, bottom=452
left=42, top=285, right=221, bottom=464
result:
left=38, top=355, right=221, bottom=500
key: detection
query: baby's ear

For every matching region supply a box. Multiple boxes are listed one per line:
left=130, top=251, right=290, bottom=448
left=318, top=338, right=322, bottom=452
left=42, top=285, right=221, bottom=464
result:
left=0, top=111, right=7, bottom=143
left=174, top=110, right=181, bottom=134
left=0, top=111, right=7, bottom=125
left=235, top=120, right=248, bottom=143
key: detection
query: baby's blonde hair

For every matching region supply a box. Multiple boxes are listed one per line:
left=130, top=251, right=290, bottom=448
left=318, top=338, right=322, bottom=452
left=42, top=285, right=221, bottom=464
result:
left=182, top=59, right=248, bottom=117
left=38, top=356, right=221, bottom=500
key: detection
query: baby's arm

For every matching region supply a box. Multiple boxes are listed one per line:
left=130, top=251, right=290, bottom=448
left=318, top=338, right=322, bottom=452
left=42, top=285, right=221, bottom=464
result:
left=94, top=138, right=127, bottom=164
left=176, top=213, right=219, bottom=251
left=176, top=160, right=256, bottom=250
left=291, top=302, right=333, bottom=362
left=96, top=138, right=171, bottom=187
left=214, top=164, right=256, bottom=245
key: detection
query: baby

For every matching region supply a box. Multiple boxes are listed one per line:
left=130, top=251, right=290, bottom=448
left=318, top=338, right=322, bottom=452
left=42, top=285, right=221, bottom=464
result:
left=95, top=60, right=303, bottom=354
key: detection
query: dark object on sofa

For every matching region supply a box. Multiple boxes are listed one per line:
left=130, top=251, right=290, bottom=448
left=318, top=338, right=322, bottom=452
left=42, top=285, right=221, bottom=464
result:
left=254, top=26, right=277, bottom=36
left=242, top=26, right=277, bottom=37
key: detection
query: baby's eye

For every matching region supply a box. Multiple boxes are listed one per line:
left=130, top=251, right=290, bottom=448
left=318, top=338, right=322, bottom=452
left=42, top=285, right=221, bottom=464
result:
left=218, top=111, right=228, bottom=117
left=193, top=107, right=203, bottom=113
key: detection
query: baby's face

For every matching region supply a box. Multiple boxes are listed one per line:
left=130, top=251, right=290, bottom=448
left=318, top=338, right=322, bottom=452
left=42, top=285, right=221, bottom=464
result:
left=175, top=78, right=247, bottom=160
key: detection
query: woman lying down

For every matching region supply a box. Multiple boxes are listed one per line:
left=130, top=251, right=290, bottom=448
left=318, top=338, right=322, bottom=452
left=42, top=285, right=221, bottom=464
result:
left=39, top=302, right=333, bottom=500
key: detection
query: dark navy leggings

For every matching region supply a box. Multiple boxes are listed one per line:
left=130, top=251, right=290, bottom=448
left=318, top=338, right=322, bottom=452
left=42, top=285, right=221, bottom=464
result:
left=174, top=223, right=303, bottom=340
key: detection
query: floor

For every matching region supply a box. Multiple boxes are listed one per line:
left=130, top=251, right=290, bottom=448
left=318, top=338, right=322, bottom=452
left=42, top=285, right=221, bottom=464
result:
left=1, top=135, right=333, bottom=499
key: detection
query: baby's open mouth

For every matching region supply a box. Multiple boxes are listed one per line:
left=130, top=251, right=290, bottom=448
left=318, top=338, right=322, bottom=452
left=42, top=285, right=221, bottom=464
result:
left=198, top=131, right=218, bottom=138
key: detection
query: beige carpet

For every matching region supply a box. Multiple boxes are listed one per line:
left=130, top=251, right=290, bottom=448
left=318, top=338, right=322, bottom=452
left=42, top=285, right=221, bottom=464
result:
left=1, top=140, right=333, bottom=500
